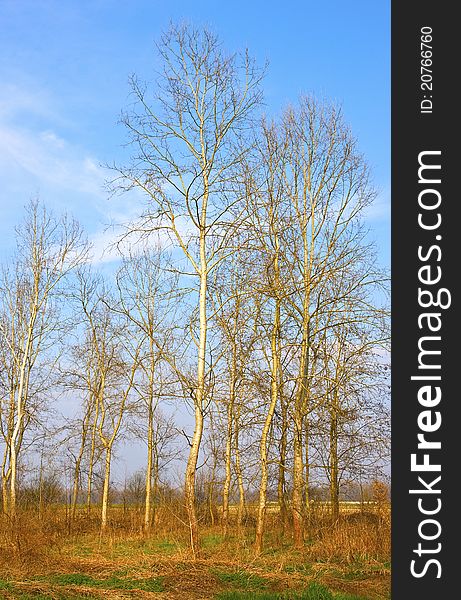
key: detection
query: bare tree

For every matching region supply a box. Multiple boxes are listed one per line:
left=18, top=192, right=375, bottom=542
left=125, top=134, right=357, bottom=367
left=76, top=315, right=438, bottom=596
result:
left=242, top=120, right=290, bottom=554
left=0, top=200, right=87, bottom=517
left=76, top=269, right=140, bottom=531
left=113, top=247, right=178, bottom=532
left=65, top=336, right=98, bottom=521
left=211, top=255, right=258, bottom=537
left=112, top=24, right=263, bottom=555
left=315, top=316, right=390, bottom=522
left=280, top=97, right=378, bottom=546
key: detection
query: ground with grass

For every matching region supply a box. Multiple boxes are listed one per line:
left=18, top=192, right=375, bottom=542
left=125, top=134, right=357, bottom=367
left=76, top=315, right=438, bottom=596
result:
left=0, top=507, right=390, bottom=599
left=0, top=565, right=389, bottom=600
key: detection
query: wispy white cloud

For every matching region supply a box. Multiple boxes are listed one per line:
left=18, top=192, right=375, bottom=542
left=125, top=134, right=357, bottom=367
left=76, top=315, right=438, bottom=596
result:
left=0, top=79, right=112, bottom=201
left=39, top=130, right=66, bottom=149
left=0, top=81, right=156, bottom=227
left=87, top=220, right=171, bottom=267
left=0, top=81, right=127, bottom=263
left=0, top=123, right=106, bottom=198
left=0, top=82, right=118, bottom=255
left=88, top=227, right=124, bottom=265
left=0, top=82, right=56, bottom=121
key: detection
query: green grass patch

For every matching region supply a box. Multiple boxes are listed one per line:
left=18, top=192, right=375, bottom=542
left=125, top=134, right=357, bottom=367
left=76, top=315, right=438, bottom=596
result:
left=202, top=533, right=225, bottom=548
left=73, top=544, right=93, bottom=557
left=49, top=574, right=97, bottom=586
left=108, top=536, right=180, bottom=558
left=328, top=559, right=390, bottom=582
left=217, top=595, right=288, bottom=600
left=334, top=595, right=371, bottom=600
left=282, top=564, right=313, bottom=575
left=215, top=582, right=371, bottom=600
left=111, top=540, right=136, bottom=556
left=343, top=569, right=367, bottom=581
left=152, top=538, right=178, bottom=554
left=0, top=579, right=14, bottom=591
left=16, top=595, right=95, bottom=600
left=48, top=572, right=164, bottom=592
left=16, top=596, right=55, bottom=600
left=214, top=569, right=269, bottom=591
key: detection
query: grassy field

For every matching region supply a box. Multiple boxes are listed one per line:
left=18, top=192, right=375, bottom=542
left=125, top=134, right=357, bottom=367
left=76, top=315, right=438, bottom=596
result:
left=0, top=505, right=390, bottom=599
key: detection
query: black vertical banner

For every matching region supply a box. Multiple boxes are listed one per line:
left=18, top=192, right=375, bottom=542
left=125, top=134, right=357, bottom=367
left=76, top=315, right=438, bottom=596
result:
left=392, top=2, right=457, bottom=598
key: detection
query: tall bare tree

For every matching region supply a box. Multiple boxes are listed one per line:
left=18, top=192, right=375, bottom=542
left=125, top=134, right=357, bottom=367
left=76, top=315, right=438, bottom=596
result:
left=76, top=269, right=141, bottom=531
left=243, top=120, right=290, bottom=554
left=211, top=255, right=258, bottom=538
left=113, top=24, right=263, bottom=555
left=315, top=312, right=390, bottom=522
left=0, top=200, right=87, bottom=517
left=64, top=333, right=99, bottom=521
left=113, top=248, right=178, bottom=532
left=281, top=98, right=378, bottom=546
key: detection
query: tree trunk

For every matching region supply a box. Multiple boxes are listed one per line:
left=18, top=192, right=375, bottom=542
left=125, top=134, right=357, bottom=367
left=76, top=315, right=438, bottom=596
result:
left=9, top=434, right=19, bottom=518
left=38, top=447, right=44, bottom=518
left=2, top=391, right=14, bottom=516
left=277, top=389, right=288, bottom=534
left=101, top=446, right=112, bottom=531
left=234, top=408, right=246, bottom=533
left=87, top=399, right=99, bottom=515
left=153, top=452, right=159, bottom=526
left=144, top=401, right=154, bottom=533
left=184, top=232, right=207, bottom=557
left=71, top=460, right=81, bottom=521
left=292, top=316, right=310, bottom=547
left=255, top=297, right=280, bottom=554
left=9, top=384, right=27, bottom=518
left=1, top=446, right=10, bottom=515
left=292, top=414, right=305, bottom=547
left=222, top=358, right=236, bottom=537
left=208, top=480, right=215, bottom=526
left=330, top=411, right=340, bottom=523
left=185, top=405, right=203, bottom=557
left=9, top=307, right=36, bottom=519
left=304, top=418, right=310, bottom=515
left=1, top=475, right=8, bottom=515
left=71, top=408, right=91, bottom=521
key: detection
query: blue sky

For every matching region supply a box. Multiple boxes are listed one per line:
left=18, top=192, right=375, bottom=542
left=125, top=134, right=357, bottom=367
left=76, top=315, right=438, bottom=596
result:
left=0, top=0, right=390, bottom=265
left=0, top=0, right=390, bottom=478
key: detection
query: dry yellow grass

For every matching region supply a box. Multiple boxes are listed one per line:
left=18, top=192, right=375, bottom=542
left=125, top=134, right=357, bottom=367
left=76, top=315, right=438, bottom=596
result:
left=0, top=503, right=390, bottom=599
